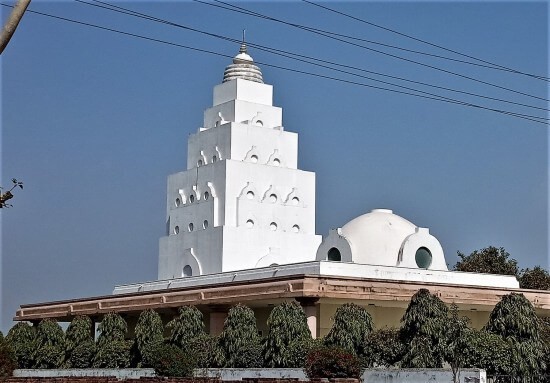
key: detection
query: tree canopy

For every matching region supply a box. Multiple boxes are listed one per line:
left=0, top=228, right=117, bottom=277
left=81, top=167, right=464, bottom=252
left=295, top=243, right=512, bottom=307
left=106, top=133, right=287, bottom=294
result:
left=519, top=266, right=550, bottom=290
left=324, top=303, right=373, bottom=357
left=454, top=246, right=519, bottom=276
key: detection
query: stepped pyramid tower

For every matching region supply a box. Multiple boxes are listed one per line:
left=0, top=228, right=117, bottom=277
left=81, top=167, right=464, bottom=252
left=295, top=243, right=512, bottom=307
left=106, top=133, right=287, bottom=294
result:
left=158, top=43, right=322, bottom=279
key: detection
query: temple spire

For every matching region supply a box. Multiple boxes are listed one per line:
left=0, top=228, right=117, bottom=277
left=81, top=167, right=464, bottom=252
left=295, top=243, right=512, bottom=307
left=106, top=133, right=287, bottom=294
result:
left=222, top=31, right=264, bottom=84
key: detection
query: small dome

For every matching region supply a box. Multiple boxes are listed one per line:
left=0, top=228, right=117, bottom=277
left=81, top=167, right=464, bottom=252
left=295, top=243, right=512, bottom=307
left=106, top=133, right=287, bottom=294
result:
left=222, top=43, right=264, bottom=84
left=316, top=209, right=448, bottom=270
left=341, top=209, right=416, bottom=266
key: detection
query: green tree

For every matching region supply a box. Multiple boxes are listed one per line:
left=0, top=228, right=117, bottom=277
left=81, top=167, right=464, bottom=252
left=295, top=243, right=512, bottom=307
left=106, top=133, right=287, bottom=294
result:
left=0, top=331, right=17, bottom=377
left=5, top=322, right=35, bottom=368
left=444, top=304, right=471, bottom=383
left=399, top=288, right=448, bottom=368
left=454, top=246, right=518, bottom=276
left=519, top=266, right=550, bottom=290
left=149, top=344, right=197, bottom=377
left=485, top=292, right=545, bottom=379
left=362, top=327, right=404, bottom=368
left=324, top=303, right=373, bottom=357
left=263, top=301, right=312, bottom=367
left=461, top=329, right=514, bottom=377
left=94, top=312, right=130, bottom=368
left=167, top=306, right=205, bottom=349
left=33, top=319, right=65, bottom=368
left=216, top=304, right=262, bottom=368
left=65, top=316, right=95, bottom=368
left=133, top=309, right=164, bottom=367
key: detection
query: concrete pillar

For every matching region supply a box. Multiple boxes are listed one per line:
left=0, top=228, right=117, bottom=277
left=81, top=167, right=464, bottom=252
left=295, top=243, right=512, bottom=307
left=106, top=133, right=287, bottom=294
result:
left=208, top=305, right=229, bottom=335
left=296, top=297, right=319, bottom=338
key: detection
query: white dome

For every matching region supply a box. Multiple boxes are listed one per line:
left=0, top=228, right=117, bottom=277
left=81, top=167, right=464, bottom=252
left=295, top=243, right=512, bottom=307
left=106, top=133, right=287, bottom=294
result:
left=341, top=209, right=415, bottom=266
left=316, top=209, right=448, bottom=270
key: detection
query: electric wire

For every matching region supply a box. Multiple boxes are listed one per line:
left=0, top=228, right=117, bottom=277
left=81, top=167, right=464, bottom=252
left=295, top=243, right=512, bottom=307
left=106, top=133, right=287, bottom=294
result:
left=301, top=0, right=549, bottom=82
left=197, top=0, right=549, bottom=102
left=77, top=0, right=549, bottom=114
left=1, top=3, right=546, bottom=125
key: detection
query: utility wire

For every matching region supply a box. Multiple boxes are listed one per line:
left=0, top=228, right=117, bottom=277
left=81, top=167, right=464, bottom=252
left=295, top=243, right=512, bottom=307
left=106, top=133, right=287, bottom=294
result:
left=1, top=3, right=546, bottom=125
left=302, top=0, right=549, bottom=82
left=76, top=0, right=549, bottom=114
left=198, top=0, right=549, bottom=102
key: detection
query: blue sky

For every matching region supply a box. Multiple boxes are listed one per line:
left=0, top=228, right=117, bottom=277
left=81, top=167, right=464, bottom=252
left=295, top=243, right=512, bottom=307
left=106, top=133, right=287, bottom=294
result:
left=1, top=1, right=548, bottom=332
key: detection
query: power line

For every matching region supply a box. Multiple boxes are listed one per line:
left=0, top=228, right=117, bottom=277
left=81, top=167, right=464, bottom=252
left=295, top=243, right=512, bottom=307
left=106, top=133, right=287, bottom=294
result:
left=1, top=3, right=546, bottom=125
left=197, top=0, right=549, bottom=102
left=76, top=0, right=549, bottom=114
left=301, top=0, right=549, bottom=82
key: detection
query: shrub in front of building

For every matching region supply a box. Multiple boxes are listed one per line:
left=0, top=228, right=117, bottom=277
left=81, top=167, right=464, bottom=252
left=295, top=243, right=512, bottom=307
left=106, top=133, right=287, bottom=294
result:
left=64, top=316, right=95, bottom=368
left=93, top=312, right=130, bottom=368
left=133, top=309, right=164, bottom=367
left=0, top=331, right=17, bottom=377
left=215, top=304, right=263, bottom=368
left=304, top=345, right=362, bottom=379
left=263, top=301, right=312, bottom=367
left=362, top=327, right=404, bottom=367
left=324, top=303, right=373, bottom=357
left=5, top=322, right=35, bottom=369
left=33, top=319, right=65, bottom=369
left=149, top=343, right=197, bottom=377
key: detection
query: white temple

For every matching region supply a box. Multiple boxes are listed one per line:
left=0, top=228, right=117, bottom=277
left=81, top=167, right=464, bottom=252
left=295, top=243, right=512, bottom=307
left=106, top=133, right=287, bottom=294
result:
left=19, top=43, right=542, bottom=335
left=154, top=43, right=514, bottom=288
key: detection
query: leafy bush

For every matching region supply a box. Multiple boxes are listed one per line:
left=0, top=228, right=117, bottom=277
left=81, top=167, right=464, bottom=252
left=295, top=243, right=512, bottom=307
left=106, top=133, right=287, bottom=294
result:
left=461, top=329, right=514, bottom=377
left=94, top=313, right=130, bottom=368
left=304, top=346, right=362, bottom=379
left=399, top=288, right=448, bottom=368
left=519, top=266, right=550, bottom=290
left=454, top=246, right=518, bottom=276
left=34, top=319, right=65, bottom=368
left=93, top=339, right=131, bottom=368
left=216, top=304, right=262, bottom=368
left=150, top=343, right=197, bottom=377
left=324, top=303, right=373, bottom=357
left=188, top=334, right=219, bottom=368
left=167, top=306, right=205, bottom=349
left=0, top=331, right=17, bottom=377
left=263, top=301, right=312, bottom=367
left=69, top=340, right=96, bottom=368
left=484, top=293, right=545, bottom=378
left=363, top=327, right=404, bottom=367
left=5, top=322, right=35, bottom=368
left=65, top=316, right=94, bottom=368
left=133, top=309, right=164, bottom=367
left=281, top=337, right=320, bottom=368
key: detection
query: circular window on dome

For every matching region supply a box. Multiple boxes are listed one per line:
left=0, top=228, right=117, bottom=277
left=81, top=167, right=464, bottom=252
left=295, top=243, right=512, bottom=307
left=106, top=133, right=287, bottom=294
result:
left=250, top=155, right=258, bottom=163
left=269, top=194, right=277, bottom=203
left=246, top=219, right=254, bottom=228
left=246, top=191, right=255, bottom=200
left=292, top=224, right=300, bottom=233
left=328, top=247, right=341, bottom=262
left=291, top=197, right=300, bottom=206
left=273, top=158, right=280, bottom=166
left=415, top=247, right=432, bottom=269
left=269, top=222, right=278, bottom=231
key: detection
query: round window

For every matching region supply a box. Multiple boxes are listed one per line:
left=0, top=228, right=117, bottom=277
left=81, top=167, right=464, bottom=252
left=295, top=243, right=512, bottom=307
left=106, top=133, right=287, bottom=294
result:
left=269, top=194, right=277, bottom=203
left=270, top=222, right=278, bottom=231
left=183, top=265, right=192, bottom=277
left=291, top=197, right=299, bottom=205
left=328, top=247, right=341, bottom=262
left=251, top=155, right=258, bottom=163
left=415, top=247, right=432, bottom=269
left=273, top=158, right=280, bottom=166
left=292, top=224, right=300, bottom=233
left=188, top=223, right=194, bottom=232
left=204, top=191, right=210, bottom=200
left=246, top=219, right=254, bottom=228
left=203, top=220, right=209, bottom=229
left=246, top=191, right=255, bottom=200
